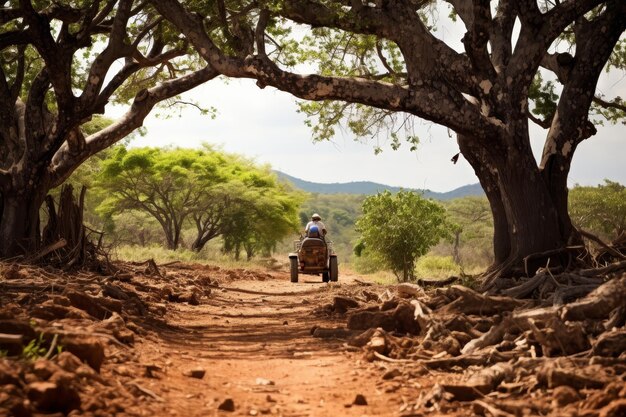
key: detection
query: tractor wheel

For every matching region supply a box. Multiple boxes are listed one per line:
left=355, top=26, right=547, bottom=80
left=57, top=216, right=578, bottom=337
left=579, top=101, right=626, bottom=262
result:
left=290, top=257, right=299, bottom=283
left=329, top=257, right=338, bottom=282
left=322, top=271, right=330, bottom=283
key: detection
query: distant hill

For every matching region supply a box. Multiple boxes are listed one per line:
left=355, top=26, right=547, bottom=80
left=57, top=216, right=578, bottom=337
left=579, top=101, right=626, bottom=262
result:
left=275, top=171, right=484, bottom=200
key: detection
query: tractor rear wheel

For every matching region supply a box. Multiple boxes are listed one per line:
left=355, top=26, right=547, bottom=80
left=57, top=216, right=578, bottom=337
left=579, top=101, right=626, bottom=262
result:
left=329, top=257, right=338, bottom=282
left=290, top=257, right=299, bottom=283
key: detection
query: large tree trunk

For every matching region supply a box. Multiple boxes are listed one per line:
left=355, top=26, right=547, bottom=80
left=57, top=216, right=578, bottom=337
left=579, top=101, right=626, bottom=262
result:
left=0, top=186, right=47, bottom=258
left=460, top=129, right=568, bottom=282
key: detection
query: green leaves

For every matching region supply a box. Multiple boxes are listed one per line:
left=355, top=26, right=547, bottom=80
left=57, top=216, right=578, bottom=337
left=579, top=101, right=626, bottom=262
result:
left=529, top=72, right=559, bottom=120
left=94, top=145, right=302, bottom=253
left=569, top=180, right=626, bottom=238
left=355, top=191, right=453, bottom=282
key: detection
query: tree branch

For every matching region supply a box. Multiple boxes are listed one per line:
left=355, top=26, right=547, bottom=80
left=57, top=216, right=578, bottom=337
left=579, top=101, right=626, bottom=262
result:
left=152, top=0, right=498, bottom=140
left=255, top=9, right=270, bottom=58
left=49, top=66, right=220, bottom=186
left=593, top=96, right=626, bottom=113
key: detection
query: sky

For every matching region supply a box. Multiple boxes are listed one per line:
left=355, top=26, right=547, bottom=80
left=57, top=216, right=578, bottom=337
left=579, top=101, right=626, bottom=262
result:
left=116, top=9, right=625, bottom=193
left=122, top=74, right=625, bottom=193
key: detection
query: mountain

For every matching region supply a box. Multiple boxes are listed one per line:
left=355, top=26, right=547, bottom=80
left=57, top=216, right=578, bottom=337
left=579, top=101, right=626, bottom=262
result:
left=274, top=171, right=484, bottom=200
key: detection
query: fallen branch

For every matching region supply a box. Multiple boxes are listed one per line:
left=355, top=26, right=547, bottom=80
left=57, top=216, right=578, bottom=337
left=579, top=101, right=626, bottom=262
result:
left=578, top=260, right=626, bottom=277
left=0, top=333, right=23, bottom=344
left=501, top=272, right=547, bottom=299
left=578, top=228, right=626, bottom=261
left=373, top=351, right=414, bottom=363
left=27, top=239, right=68, bottom=262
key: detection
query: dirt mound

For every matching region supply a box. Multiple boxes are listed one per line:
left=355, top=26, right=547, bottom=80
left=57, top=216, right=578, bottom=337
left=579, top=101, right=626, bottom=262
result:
left=311, top=274, right=626, bottom=416
left=0, top=260, right=220, bottom=416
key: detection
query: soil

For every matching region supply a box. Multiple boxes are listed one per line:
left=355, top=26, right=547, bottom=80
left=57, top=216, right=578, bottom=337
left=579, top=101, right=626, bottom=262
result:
left=130, top=272, right=405, bottom=416
left=1, top=261, right=625, bottom=417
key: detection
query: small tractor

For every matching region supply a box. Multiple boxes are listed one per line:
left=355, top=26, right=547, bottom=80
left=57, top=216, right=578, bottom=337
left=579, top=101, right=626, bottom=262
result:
left=289, top=232, right=338, bottom=283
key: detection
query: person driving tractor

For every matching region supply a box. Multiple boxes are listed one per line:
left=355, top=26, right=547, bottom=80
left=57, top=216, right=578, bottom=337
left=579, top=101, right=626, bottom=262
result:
left=305, top=213, right=327, bottom=238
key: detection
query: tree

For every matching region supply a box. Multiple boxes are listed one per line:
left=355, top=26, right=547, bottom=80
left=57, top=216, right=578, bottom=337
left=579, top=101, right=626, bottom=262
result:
left=221, top=169, right=302, bottom=260
left=0, top=0, right=218, bottom=257
left=96, top=146, right=301, bottom=253
left=96, top=147, right=227, bottom=249
left=445, top=196, right=493, bottom=267
left=355, top=191, right=452, bottom=282
left=152, top=0, right=626, bottom=281
left=569, top=180, right=626, bottom=239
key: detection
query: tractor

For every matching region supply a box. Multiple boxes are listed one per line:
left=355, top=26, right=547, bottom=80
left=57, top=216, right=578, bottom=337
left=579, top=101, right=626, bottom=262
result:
left=289, top=231, right=338, bottom=283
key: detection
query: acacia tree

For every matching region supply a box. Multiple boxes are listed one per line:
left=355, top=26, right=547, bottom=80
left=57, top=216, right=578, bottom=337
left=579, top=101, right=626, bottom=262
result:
left=96, top=147, right=222, bottom=249
left=0, top=0, right=219, bottom=257
left=152, top=0, right=625, bottom=280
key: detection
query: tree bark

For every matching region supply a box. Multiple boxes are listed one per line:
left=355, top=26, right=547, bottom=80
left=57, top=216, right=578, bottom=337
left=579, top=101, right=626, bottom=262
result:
left=0, top=186, right=47, bottom=257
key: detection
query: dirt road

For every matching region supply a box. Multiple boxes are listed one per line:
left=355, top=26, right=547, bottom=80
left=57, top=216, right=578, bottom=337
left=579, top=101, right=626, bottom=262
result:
left=3, top=263, right=625, bottom=416
left=129, top=272, right=412, bottom=417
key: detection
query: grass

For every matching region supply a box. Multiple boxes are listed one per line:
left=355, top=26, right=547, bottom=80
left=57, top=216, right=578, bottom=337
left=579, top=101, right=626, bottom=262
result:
left=111, top=244, right=277, bottom=271
left=414, top=255, right=461, bottom=280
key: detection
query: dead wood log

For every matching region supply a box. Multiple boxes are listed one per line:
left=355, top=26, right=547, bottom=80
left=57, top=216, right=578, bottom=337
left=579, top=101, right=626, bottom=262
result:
left=527, top=317, right=589, bottom=356
left=579, top=260, right=626, bottom=277
left=561, top=276, right=626, bottom=321
left=442, top=363, right=514, bottom=401
left=442, top=285, right=526, bottom=315
left=552, top=284, right=600, bottom=305
left=593, top=329, right=626, bottom=357
left=332, top=296, right=360, bottom=314
left=396, top=283, right=425, bottom=298
left=473, top=400, right=516, bottom=417
left=347, top=303, right=421, bottom=334
left=421, top=350, right=516, bottom=370
left=410, top=299, right=432, bottom=334
left=462, top=306, right=559, bottom=355
left=417, top=276, right=459, bottom=287
left=0, top=333, right=23, bottom=344
left=537, top=367, right=606, bottom=389
left=501, top=272, right=548, bottom=299
left=28, top=239, right=68, bottom=262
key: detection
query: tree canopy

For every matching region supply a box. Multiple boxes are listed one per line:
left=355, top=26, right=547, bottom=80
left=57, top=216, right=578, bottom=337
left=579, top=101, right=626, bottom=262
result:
left=0, top=0, right=217, bottom=256
left=95, top=146, right=302, bottom=252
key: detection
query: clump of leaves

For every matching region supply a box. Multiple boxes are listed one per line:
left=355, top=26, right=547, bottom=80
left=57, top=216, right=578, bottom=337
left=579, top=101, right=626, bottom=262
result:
left=21, top=334, right=48, bottom=361
left=20, top=334, right=61, bottom=361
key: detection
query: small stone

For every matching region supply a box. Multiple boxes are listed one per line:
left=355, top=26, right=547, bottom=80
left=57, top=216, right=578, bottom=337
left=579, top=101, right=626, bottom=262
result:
left=61, top=336, right=105, bottom=372
left=552, top=386, right=580, bottom=407
left=183, top=368, right=206, bottom=379
left=353, top=394, right=368, bottom=406
left=382, top=368, right=401, bottom=380
left=218, top=398, right=235, bottom=412
left=27, top=380, right=80, bottom=413
left=250, top=410, right=258, bottom=416
left=283, top=321, right=288, bottom=325
left=145, top=364, right=162, bottom=379
left=256, top=377, right=275, bottom=386
left=266, top=394, right=276, bottom=403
